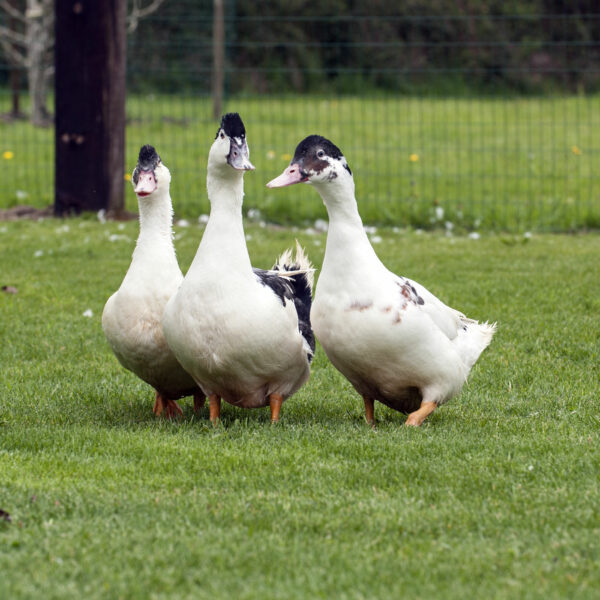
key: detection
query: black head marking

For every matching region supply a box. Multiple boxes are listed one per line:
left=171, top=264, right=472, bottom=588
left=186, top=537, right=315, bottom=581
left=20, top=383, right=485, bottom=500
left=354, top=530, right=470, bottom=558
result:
left=138, top=144, right=159, bottom=166
left=293, top=135, right=343, bottom=161
left=292, top=135, right=352, bottom=176
left=217, top=112, right=246, bottom=139
left=133, top=144, right=161, bottom=184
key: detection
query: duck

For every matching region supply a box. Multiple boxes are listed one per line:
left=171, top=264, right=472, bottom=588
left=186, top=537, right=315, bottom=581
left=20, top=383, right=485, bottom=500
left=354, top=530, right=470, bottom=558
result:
left=162, top=113, right=314, bottom=423
left=102, top=145, right=204, bottom=418
left=267, top=135, right=495, bottom=426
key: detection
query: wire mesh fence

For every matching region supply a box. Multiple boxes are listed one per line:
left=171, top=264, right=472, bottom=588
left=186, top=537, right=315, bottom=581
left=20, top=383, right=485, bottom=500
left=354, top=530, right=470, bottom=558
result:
left=1, top=3, right=599, bottom=230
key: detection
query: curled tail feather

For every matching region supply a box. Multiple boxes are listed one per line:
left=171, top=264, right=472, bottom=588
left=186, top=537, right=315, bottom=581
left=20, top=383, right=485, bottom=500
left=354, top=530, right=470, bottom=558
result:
left=273, top=241, right=315, bottom=360
left=457, top=320, right=496, bottom=371
left=273, top=240, right=315, bottom=291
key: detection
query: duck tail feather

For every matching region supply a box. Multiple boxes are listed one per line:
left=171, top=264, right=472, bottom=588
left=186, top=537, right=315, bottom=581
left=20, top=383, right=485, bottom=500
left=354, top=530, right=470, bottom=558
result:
left=458, top=320, right=497, bottom=370
left=272, top=240, right=315, bottom=293
left=272, top=242, right=315, bottom=359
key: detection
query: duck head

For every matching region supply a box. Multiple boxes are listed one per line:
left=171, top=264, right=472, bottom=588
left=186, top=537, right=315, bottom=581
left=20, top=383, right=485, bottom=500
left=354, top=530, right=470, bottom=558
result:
left=209, top=112, right=255, bottom=173
left=132, top=144, right=171, bottom=198
left=266, top=135, right=352, bottom=189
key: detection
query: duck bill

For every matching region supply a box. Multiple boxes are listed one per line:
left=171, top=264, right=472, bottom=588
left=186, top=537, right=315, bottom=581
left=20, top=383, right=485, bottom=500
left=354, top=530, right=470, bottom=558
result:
left=134, top=170, right=157, bottom=196
left=266, top=163, right=307, bottom=188
left=227, top=138, right=255, bottom=171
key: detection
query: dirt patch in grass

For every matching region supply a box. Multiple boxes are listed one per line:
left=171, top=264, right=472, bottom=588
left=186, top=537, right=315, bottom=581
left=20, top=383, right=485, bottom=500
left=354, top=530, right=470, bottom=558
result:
left=0, top=205, right=53, bottom=221
left=0, top=205, right=139, bottom=221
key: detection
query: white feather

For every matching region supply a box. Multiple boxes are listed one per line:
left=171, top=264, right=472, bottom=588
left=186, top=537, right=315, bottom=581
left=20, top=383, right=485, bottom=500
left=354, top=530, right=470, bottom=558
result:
left=102, top=162, right=198, bottom=399
left=270, top=241, right=316, bottom=288
left=162, top=137, right=312, bottom=409
left=307, top=156, right=495, bottom=411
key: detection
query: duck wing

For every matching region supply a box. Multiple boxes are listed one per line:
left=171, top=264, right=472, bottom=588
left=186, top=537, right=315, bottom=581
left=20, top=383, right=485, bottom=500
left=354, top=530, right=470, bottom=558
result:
left=253, top=243, right=316, bottom=360
left=395, top=275, right=469, bottom=341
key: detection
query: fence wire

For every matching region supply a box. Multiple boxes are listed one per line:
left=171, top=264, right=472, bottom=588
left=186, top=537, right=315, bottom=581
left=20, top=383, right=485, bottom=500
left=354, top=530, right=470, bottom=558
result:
left=1, top=4, right=599, bottom=230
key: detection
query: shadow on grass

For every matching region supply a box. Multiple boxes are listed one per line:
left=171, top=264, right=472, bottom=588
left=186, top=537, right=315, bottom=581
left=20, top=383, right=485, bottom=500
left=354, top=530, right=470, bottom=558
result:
left=23, top=384, right=424, bottom=435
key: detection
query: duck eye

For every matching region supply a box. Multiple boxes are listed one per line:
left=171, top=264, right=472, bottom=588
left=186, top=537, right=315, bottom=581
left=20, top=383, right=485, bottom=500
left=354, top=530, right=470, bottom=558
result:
left=220, top=132, right=225, bottom=139
left=317, top=150, right=324, bottom=158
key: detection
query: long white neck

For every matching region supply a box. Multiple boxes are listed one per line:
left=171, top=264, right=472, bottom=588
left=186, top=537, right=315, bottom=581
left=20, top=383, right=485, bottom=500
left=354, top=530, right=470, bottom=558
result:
left=191, top=165, right=251, bottom=272
left=131, top=187, right=178, bottom=270
left=314, top=175, right=383, bottom=283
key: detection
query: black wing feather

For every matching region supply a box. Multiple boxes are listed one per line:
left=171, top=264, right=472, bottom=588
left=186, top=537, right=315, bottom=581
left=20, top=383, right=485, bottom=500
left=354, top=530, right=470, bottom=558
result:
left=254, top=267, right=315, bottom=361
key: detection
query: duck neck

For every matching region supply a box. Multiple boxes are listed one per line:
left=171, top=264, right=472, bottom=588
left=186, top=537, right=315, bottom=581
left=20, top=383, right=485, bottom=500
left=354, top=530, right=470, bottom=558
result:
left=314, top=176, right=381, bottom=276
left=133, top=188, right=176, bottom=262
left=197, top=166, right=251, bottom=270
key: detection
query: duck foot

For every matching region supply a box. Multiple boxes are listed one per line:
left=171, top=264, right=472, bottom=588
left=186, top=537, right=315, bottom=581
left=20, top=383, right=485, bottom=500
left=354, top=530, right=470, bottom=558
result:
left=209, top=394, right=221, bottom=425
left=153, top=392, right=183, bottom=419
left=406, top=401, right=437, bottom=427
left=269, top=393, right=283, bottom=423
left=363, top=396, right=375, bottom=428
left=193, top=393, right=205, bottom=414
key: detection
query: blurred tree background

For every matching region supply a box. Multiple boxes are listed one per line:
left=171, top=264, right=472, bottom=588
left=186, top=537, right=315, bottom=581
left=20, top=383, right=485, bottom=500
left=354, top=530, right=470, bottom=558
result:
left=124, top=0, right=600, bottom=96
left=1, top=1, right=599, bottom=229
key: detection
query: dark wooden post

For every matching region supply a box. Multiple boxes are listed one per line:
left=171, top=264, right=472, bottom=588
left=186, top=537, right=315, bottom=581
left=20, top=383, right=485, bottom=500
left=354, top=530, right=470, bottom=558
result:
left=54, top=0, right=126, bottom=216
left=212, top=0, right=225, bottom=119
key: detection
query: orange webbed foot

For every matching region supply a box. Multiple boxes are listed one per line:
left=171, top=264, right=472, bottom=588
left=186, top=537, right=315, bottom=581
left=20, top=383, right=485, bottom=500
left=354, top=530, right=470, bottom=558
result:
left=406, top=401, right=437, bottom=427
left=153, top=392, right=183, bottom=419
left=164, top=399, right=183, bottom=419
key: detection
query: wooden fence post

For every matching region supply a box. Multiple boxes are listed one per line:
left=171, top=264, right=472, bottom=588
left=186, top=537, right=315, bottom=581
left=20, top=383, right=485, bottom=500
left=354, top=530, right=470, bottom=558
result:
left=54, top=0, right=126, bottom=216
left=212, top=0, right=225, bottom=119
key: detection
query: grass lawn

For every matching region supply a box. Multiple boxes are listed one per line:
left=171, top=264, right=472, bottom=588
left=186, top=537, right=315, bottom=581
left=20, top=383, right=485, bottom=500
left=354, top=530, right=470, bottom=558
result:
left=1, top=93, right=600, bottom=230
left=1, top=219, right=599, bottom=599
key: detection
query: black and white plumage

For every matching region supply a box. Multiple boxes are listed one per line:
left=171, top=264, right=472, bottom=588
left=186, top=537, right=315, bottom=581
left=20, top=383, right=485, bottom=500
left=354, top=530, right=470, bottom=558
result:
left=254, top=245, right=316, bottom=360
left=268, top=135, right=495, bottom=426
left=162, top=114, right=314, bottom=421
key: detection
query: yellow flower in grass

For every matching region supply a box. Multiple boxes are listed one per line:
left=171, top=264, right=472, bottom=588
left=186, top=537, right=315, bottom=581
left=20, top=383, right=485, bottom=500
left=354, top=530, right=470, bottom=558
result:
left=409, top=153, right=419, bottom=162
left=571, top=145, right=582, bottom=156
left=2, top=151, right=14, bottom=160
left=281, top=153, right=292, bottom=161
left=124, top=173, right=132, bottom=181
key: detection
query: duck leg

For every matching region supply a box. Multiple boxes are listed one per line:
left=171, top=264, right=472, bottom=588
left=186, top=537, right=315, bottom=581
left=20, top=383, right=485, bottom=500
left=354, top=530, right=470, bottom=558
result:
left=153, top=391, right=163, bottom=416
left=193, top=393, right=205, bottom=413
left=406, top=401, right=437, bottom=427
left=209, top=394, right=221, bottom=425
left=269, top=393, right=283, bottom=423
left=153, top=391, right=183, bottom=419
left=363, top=396, right=375, bottom=427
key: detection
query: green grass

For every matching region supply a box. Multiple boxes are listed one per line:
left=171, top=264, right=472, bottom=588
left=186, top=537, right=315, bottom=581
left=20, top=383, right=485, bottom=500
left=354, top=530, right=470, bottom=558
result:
left=1, top=219, right=599, bottom=598
left=1, top=92, right=600, bottom=230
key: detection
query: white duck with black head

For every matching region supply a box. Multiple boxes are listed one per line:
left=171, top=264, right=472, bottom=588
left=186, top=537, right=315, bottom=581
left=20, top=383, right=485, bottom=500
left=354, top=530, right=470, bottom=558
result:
left=102, top=145, right=204, bottom=418
left=162, top=113, right=315, bottom=424
left=268, top=135, right=495, bottom=426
